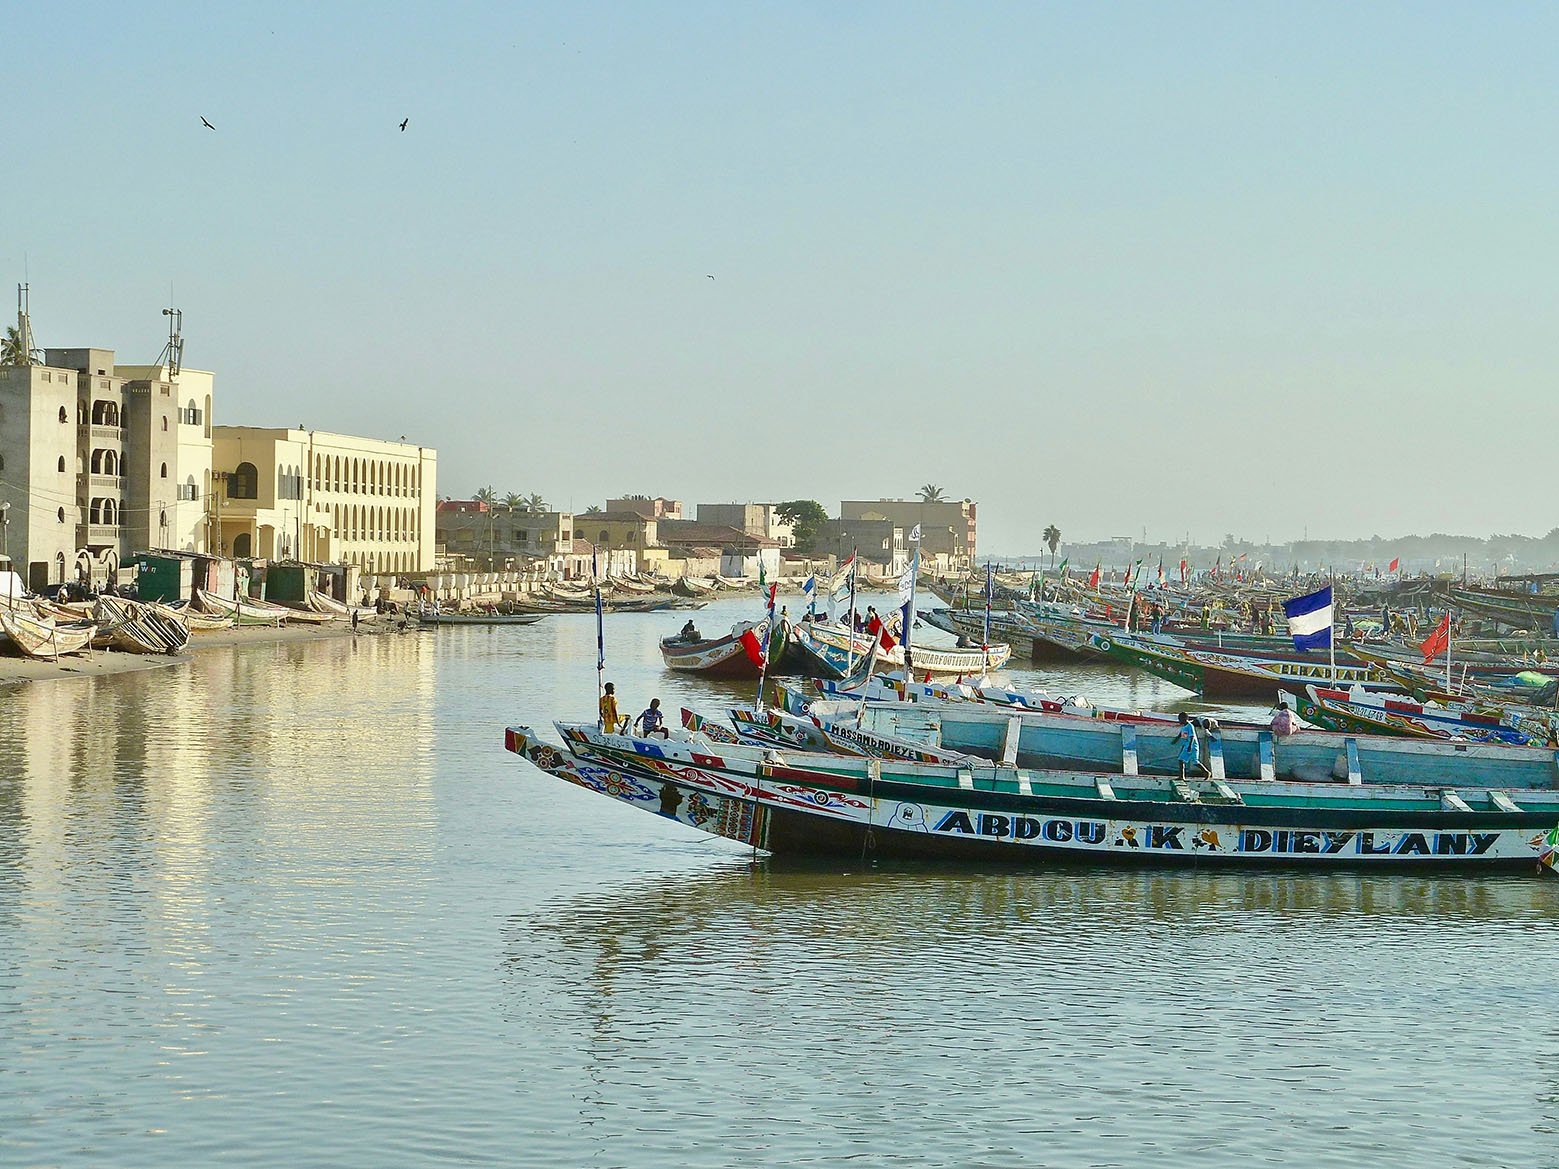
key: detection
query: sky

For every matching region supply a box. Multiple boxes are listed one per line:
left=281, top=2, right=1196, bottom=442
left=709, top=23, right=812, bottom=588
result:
left=8, top=1, right=1559, bottom=554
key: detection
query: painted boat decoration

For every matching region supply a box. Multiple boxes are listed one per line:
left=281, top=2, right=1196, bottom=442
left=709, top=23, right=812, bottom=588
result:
left=724, top=705, right=971, bottom=764
left=504, top=720, right=1559, bottom=871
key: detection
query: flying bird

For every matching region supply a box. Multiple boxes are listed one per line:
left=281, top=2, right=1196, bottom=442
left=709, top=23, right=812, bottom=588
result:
left=706, top=274, right=715, bottom=280
left=200, top=116, right=216, bottom=130
left=400, top=118, right=409, bottom=132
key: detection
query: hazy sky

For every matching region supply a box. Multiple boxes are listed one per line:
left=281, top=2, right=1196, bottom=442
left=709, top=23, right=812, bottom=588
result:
left=10, top=2, right=1558, bottom=553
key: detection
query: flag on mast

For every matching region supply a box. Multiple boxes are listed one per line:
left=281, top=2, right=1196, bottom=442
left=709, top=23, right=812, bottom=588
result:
left=1088, top=563, right=1101, bottom=589
left=1282, top=586, right=1334, bottom=651
left=1389, top=557, right=1400, bottom=574
left=1419, top=613, right=1451, bottom=662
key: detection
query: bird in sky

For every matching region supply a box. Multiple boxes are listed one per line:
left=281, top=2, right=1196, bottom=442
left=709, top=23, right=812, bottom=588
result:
left=200, top=116, right=215, bottom=130
left=400, top=118, right=409, bottom=132
left=706, top=274, right=715, bottom=280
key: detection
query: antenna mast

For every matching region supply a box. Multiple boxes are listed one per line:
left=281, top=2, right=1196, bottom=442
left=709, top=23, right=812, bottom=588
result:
left=15, top=285, right=38, bottom=364
left=158, top=307, right=183, bottom=377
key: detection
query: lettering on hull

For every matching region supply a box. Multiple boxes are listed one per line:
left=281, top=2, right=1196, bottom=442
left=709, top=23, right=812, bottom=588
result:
left=930, top=811, right=1511, bottom=860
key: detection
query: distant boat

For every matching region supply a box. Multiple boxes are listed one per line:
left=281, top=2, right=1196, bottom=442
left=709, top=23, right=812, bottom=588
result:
left=417, top=609, right=544, bottom=627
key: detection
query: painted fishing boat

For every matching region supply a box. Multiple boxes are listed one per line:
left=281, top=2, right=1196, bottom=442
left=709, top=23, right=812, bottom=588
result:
left=722, top=704, right=972, bottom=764
left=659, top=619, right=769, bottom=677
left=1086, top=630, right=1382, bottom=698
left=504, top=720, right=1559, bottom=871
left=0, top=606, right=97, bottom=659
left=794, top=621, right=1012, bottom=679
left=1290, top=684, right=1556, bottom=746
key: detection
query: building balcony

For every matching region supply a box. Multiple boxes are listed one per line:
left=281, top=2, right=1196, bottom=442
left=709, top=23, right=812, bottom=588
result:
left=88, top=474, right=126, bottom=492
left=86, top=424, right=124, bottom=442
left=79, top=523, right=122, bottom=546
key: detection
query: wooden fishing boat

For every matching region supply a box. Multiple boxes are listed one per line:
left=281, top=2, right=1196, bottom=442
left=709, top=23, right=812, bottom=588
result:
left=0, top=607, right=96, bottom=659
left=154, top=599, right=233, bottom=631
left=1290, top=684, right=1554, bottom=746
left=1086, top=629, right=1382, bottom=698
left=659, top=620, right=768, bottom=677
left=194, top=589, right=290, bottom=627
left=722, top=705, right=972, bottom=764
left=93, top=596, right=191, bottom=654
left=504, top=719, right=1559, bottom=871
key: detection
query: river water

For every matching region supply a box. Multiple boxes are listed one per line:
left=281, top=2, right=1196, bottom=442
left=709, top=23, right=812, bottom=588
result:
left=2, top=596, right=1556, bottom=1168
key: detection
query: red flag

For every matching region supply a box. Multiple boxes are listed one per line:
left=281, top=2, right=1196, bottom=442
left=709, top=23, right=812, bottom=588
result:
left=1419, top=614, right=1450, bottom=662
left=1388, top=557, right=1400, bottom=573
left=1088, top=563, right=1100, bottom=589
left=738, top=626, right=766, bottom=667
left=878, top=627, right=896, bottom=651
left=1179, top=558, right=1188, bottom=582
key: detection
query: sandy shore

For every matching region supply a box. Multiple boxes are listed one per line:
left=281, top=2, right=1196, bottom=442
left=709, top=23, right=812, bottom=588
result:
left=0, top=616, right=401, bottom=689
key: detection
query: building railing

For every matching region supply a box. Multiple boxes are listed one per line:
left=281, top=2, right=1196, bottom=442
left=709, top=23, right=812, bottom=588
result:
left=88, top=474, right=126, bottom=491
left=80, top=523, right=122, bottom=545
left=87, top=424, right=124, bottom=442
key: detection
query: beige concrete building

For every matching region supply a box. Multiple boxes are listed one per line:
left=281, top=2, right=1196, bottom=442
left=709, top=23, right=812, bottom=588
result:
left=212, top=427, right=436, bottom=573
left=696, top=502, right=795, bottom=547
left=840, top=498, right=977, bottom=570
left=435, top=501, right=575, bottom=572
left=0, top=347, right=215, bottom=589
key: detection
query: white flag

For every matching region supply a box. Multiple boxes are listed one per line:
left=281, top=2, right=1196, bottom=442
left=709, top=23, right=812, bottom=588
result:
left=909, top=524, right=921, bottom=542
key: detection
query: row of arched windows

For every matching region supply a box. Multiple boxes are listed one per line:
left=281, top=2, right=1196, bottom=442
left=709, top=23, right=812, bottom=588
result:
left=331, top=504, right=420, bottom=543
left=312, top=453, right=420, bottom=497
left=87, top=498, right=121, bottom=525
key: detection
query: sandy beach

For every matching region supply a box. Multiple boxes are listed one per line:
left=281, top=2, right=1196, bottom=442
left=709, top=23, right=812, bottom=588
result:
left=0, top=617, right=404, bottom=689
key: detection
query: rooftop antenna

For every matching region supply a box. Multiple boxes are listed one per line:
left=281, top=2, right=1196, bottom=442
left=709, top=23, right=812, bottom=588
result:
left=158, top=307, right=183, bottom=377
left=15, top=284, right=39, bottom=364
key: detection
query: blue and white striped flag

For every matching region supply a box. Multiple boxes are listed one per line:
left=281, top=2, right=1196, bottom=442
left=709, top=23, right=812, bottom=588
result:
left=802, top=574, right=816, bottom=598
left=1282, top=586, right=1333, bottom=651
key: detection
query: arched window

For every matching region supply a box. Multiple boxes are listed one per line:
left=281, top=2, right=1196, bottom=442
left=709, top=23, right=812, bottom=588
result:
left=186, top=475, right=198, bottom=502
left=57, top=507, right=66, bottom=524
left=230, top=462, right=258, bottom=499
left=161, top=416, right=168, bottom=432
left=233, top=532, right=252, bottom=558
left=599, top=530, right=610, bottom=544
left=104, top=450, right=117, bottom=476
left=160, top=462, right=168, bottom=479
left=57, top=456, right=66, bottom=473
left=58, top=406, right=68, bottom=423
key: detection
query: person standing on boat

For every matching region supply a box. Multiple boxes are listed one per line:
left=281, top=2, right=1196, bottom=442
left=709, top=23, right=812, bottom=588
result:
left=1175, top=712, right=1200, bottom=780
left=600, top=682, right=623, bottom=734
left=633, top=698, right=670, bottom=739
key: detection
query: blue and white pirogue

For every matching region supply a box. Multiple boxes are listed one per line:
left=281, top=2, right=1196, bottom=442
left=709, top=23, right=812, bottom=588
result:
left=505, top=715, right=1559, bottom=873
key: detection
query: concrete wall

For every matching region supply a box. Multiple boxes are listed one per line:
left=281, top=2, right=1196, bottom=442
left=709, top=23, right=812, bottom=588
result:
left=0, top=365, right=79, bottom=587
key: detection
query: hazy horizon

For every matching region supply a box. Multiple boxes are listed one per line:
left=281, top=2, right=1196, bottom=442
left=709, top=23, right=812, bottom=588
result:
left=11, top=2, right=1559, bottom=552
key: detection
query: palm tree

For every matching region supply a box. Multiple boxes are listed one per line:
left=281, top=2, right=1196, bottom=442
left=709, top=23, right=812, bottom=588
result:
left=526, top=493, right=547, bottom=514
left=584, top=505, right=603, bottom=515
left=1, top=326, right=28, bottom=366
left=917, top=484, right=946, bottom=503
left=473, top=485, right=497, bottom=505
left=503, top=492, right=525, bottom=512
left=1043, top=524, right=1061, bottom=568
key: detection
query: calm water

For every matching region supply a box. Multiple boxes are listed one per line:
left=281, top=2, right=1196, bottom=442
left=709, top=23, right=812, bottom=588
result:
left=2, top=597, right=1557, bottom=1168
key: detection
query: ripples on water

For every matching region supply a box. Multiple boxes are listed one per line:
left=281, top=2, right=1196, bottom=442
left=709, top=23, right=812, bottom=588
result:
left=1, top=598, right=1557, bottom=1168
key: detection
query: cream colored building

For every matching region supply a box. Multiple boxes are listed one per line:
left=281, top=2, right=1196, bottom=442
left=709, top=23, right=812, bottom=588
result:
left=212, top=427, right=436, bottom=573
left=0, top=349, right=215, bottom=589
